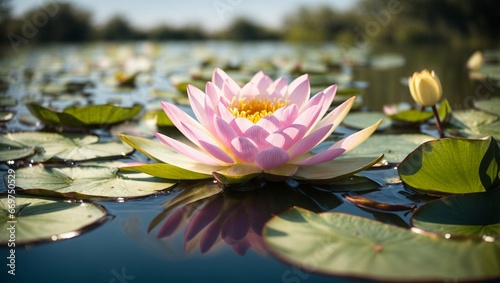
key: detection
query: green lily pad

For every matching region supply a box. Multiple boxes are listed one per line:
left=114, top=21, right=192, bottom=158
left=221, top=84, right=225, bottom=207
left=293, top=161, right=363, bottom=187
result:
left=388, top=99, right=451, bottom=124
left=263, top=207, right=500, bottom=282
left=341, top=134, right=435, bottom=164
left=411, top=189, right=500, bottom=241
left=449, top=109, right=498, bottom=129
left=398, top=137, right=500, bottom=195
left=474, top=97, right=500, bottom=116
left=26, top=103, right=143, bottom=128
left=448, top=109, right=500, bottom=139
left=9, top=164, right=176, bottom=200
left=342, top=112, right=391, bottom=131
left=0, top=194, right=107, bottom=245
left=0, top=132, right=134, bottom=162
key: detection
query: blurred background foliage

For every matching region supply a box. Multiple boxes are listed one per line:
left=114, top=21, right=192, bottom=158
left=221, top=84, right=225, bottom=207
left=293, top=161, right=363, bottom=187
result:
left=0, top=0, right=498, bottom=48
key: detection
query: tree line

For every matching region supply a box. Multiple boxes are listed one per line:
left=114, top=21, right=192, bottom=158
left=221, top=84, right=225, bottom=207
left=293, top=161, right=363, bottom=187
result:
left=1, top=0, right=499, bottom=49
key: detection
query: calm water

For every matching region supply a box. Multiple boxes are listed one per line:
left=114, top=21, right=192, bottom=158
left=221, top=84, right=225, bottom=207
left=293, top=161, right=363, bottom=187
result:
left=0, top=41, right=498, bottom=283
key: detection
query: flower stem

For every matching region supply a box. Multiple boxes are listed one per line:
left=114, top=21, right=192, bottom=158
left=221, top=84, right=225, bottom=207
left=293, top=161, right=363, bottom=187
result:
left=431, top=105, right=445, bottom=138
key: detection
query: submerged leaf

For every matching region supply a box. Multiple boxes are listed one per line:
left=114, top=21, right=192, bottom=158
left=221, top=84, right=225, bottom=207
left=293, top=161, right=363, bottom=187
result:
left=263, top=207, right=500, bottom=282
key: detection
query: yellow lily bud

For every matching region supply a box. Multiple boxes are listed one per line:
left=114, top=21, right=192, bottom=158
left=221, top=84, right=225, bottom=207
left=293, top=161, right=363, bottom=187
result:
left=408, top=69, right=442, bottom=107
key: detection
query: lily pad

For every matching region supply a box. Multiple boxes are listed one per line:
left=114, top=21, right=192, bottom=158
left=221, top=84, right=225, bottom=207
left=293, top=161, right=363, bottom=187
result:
left=263, top=207, right=500, bottom=282
left=474, top=97, right=500, bottom=115
left=411, top=189, right=500, bottom=241
left=0, top=132, right=134, bottom=162
left=342, top=112, right=391, bottom=131
left=449, top=109, right=498, bottom=129
left=26, top=103, right=143, bottom=128
left=9, top=164, right=176, bottom=200
left=0, top=194, right=107, bottom=245
left=398, top=137, right=500, bottom=195
left=388, top=99, right=451, bottom=125
left=341, top=134, right=435, bottom=164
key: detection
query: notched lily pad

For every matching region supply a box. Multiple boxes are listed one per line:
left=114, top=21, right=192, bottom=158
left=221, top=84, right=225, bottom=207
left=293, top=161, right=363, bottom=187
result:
left=398, top=136, right=500, bottom=195
left=0, top=194, right=107, bottom=245
left=263, top=207, right=500, bottom=282
left=0, top=132, right=134, bottom=162
left=411, top=189, right=500, bottom=241
left=8, top=164, right=176, bottom=200
left=26, top=103, right=143, bottom=128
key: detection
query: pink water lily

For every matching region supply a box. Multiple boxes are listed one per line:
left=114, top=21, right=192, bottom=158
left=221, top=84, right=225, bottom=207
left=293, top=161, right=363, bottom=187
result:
left=152, top=68, right=380, bottom=181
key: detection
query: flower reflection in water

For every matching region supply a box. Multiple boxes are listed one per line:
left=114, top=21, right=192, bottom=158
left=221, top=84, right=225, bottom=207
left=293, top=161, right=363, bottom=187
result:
left=149, top=179, right=342, bottom=256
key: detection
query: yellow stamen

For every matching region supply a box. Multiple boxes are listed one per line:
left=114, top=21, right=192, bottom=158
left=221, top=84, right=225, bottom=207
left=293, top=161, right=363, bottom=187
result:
left=229, top=96, right=289, bottom=123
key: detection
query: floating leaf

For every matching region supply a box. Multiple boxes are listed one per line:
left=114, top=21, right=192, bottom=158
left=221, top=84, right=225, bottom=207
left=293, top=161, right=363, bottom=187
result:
left=0, top=132, right=133, bottom=162
left=263, top=207, right=500, bottom=282
left=398, top=137, right=500, bottom=195
left=341, top=134, right=435, bottom=164
left=26, top=103, right=143, bottom=128
left=0, top=194, right=107, bottom=245
left=0, top=135, right=35, bottom=162
left=388, top=99, right=450, bottom=124
left=342, top=112, right=391, bottom=131
left=449, top=109, right=498, bottom=130
left=474, top=97, right=500, bottom=116
left=9, top=164, right=176, bottom=200
left=411, top=189, right=500, bottom=240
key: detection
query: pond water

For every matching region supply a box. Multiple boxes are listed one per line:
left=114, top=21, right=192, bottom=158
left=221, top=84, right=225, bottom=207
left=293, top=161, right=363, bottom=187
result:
left=0, top=41, right=499, bottom=283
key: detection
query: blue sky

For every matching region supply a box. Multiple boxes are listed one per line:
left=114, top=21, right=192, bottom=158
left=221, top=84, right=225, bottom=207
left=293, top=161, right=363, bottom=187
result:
left=12, top=0, right=358, bottom=31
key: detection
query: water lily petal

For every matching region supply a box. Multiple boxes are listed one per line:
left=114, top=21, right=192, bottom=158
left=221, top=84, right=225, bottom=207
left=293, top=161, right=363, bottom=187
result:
left=154, top=132, right=226, bottom=166
left=255, top=147, right=290, bottom=170
left=287, top=74, right=310, bottom=109
left=199, top=140, right=234, bottom=163
left=249, top=71, right=273, bottom=93
left=214, top=117, right=238, bottom=148
left=292, top=93, right=324, bottom=129
left=328, top=119, right=382, bottom=153
left=242, top=124, right=272, bottom=149
left=288, top=124, right=333, bottom=158
left=213, top=68, right=240, bottom=97
left=161, top=101, right=208, bottom=147
left=317, top=85, right=337, bottom=117
left=230, top=137, right=259, bottom=163
left=270, top=104, right=299, bottom=129
left=239, top=82, right=261, bottom=98
left=264, top=163, right=299, bottom=177
left=316, top=96, right=355, bottom=133
left=267, top=77, right=288, bottom=96
left=295, top=148, right=345, bottom=166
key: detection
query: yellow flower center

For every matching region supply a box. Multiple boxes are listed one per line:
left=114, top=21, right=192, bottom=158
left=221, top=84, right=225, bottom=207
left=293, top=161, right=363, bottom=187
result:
left=229, top=96, right=289, bottom=123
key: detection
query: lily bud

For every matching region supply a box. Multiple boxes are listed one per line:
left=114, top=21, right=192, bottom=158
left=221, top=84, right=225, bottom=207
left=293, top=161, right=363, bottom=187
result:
left=408, top=70, right=442, bottom=107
